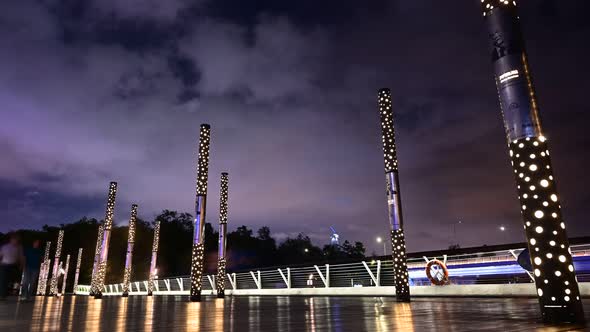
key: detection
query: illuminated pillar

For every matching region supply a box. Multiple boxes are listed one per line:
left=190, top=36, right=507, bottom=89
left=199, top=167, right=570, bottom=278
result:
left=37, top=241, right=51, bottom=295
left=190, top=124, right=211, bottom=302
left=49, top=230, right=64, bottom=296
left=90, top=224, right=104, bottom=296
left=72, top=248, right=83, bottom=295
left=61, top=254, right=71, bottom=295
left=216, top=172, right=229, bottom=298
left=94, top=181, right=118, bottom=299
left=122, top=204, right=138, bottom=297
left=480, top=1, right=584, bottom=323
left=377, top=88, right=410, bottom=302
left=147, top=220, right=161, bottom=296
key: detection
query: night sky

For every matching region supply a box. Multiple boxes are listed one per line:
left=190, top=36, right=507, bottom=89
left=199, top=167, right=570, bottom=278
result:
left=1, top=0, right=589, bottom=254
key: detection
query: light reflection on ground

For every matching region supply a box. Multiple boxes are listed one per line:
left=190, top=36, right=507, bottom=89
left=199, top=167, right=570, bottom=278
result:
left=0, top=296, right=587, bottom=331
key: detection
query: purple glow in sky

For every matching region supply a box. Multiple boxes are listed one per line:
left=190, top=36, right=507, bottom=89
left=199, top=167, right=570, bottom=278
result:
left=1, top=0, right=589, bottom=254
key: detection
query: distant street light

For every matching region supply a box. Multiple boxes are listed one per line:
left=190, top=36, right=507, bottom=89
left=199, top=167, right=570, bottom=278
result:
left=500, top=226, right=506, bottom=231
left=304, top=248, right=309, bottom=253
left=376, top=237, right=386, bottom=256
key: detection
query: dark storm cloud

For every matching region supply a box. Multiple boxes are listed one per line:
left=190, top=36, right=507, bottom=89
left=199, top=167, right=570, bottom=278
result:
left=1, top=0, right=589, bottom=253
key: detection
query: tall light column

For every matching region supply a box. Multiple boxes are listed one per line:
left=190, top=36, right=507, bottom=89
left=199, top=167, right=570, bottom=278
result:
left=190, top=124, right=211, bottom=302
left=90, top=224, right=104, bottom=296
left=378, top=88, right=410, bottom=302
left=61, top=254, right=71, bottom=295
left=36, top=241, right=51, bottom=295
left=216, top=172, right=229, bottom=298
left=147, top=220, right=161, bottom=296
left=94, top=181, right=118, bottom=299
left=480, top=1, right=584, bottom=323
left=72, top=248, right=83, bottom=295
left=49, top=230, right=64, bottom=296
left=122, top=204, right=138, bottom=297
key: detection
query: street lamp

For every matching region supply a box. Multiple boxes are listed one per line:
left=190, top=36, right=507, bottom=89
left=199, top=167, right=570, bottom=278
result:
left=376, top=237, right=386, bottom=256
left=500, top=226, right=506, bottom=231
left=304, top=248, right=309, bottom=253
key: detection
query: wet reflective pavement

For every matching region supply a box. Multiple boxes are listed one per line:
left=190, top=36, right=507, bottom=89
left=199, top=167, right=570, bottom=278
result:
left=0, top=296, right=588, bottom=331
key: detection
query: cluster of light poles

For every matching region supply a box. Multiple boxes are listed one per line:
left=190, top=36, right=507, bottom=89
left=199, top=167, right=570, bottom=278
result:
left=30, top=2, right=586, bottom=324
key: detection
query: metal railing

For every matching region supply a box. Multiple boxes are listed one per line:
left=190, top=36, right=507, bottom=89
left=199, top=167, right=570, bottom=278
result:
left=78, top=244, right=590, bottom=296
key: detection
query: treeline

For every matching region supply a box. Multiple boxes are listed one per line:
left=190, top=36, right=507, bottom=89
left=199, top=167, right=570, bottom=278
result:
left=0, top=210, right=366, bottom=291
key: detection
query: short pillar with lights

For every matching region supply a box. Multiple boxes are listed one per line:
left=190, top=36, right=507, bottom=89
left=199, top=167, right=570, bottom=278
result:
left=36, top=241, right=51, bottom=295
left=49, top=230, right=64, bottom=296
left=94, top=181, right=118, bottom=299
left=61, top=254, right=71, bottom=295
left=89, top=224, right=104, bottom=296
left=147, top=220, right=161, bottom=296
left=122, top=204, right=138, bottom=297
left=216, top=172, right=229, bottom=298
left=72, top=248, right=83, bottom=295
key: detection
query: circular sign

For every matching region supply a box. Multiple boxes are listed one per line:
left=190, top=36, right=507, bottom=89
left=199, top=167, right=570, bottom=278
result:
left=425, top=259, right=449, bottom=286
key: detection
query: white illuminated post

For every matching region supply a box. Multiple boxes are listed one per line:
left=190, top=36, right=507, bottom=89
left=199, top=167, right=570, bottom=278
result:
left=147, top=220, right=161, bottom=296
left=61, top=254, right=71, bottom=295
left=122, top=204, right=138, bottom=297
left=190, top=124, right=211, bottom=302
left=90, top=224, right=104, bottom=296
left=36, top=241, right=51, bottom=295
left=94, top=181, right=118, bottom=299
left=72, top=248, right=83, bottom=295
left=480, top=0, right=584, bottom=323
left=378, top=88, right=410, bottom=302
left=216, top=172, right=229, bottom=298
left=49, top=230, right=64, bottom=296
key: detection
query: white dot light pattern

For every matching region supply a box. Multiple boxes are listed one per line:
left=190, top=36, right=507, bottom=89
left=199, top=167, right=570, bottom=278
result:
left=190, top=124, right=211, bottom=302
left=36, top=241, right=51, bottom=296
left=122, top=204, right=138, bottom=297
left=61, top=254, right=71, bottom=295
left=216, top=258, right=227, bottom=297
left=90, top=224, right=105, bottom=296
left=196, top=124, right=211, bottom=196
left=94, top=181, right=118, bottom=298
left=378, top=88, right=411, bottom=302
left=217, top=173, right=229, bottom=298
left=509, top=137, right=582, bottom=320
left=147, top=220, right=161, bottom=296
left=190, top=243, right=206, bottom=301
left=72, top=248, right=83, bottom=295
left=480, top=0, right=516, bottom=16
left=49, top=230, right=64, bottom=296
left=391, top=229, right=410, bottom=301
left=378, top=89, right=398, bottom=173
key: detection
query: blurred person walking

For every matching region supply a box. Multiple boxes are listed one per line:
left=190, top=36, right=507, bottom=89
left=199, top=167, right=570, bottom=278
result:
left=21, top=239, right=42, bottom=300
left=0, top=234, right=24, bottom=300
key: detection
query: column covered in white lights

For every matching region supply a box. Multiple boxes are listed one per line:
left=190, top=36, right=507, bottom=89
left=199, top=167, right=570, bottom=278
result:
left=94, top=181, right=118, bottom=299
left=147, top=220, right=161, bottom=296
left=49, top=230, right=64, bottom=296
left=122, top=204, right=138, bottom=297
left=61, top=254, right=71, bottom=295
left=480, top=0, right=584, bottom=323
left=190, top=124, right=211, bottom=302
left=377, top=88, right=410, bottom=302
left=90, top=224, right=104, bottom=296
left=72, top=248, right=83, bottom=295
left=216, top=172, right=229, bottom=298
left=36, top=241, right=51, bottom=295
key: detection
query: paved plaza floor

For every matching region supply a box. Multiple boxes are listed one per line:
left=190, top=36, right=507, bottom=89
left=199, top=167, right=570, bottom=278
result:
left=0, top=295, right=588, bottom=331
